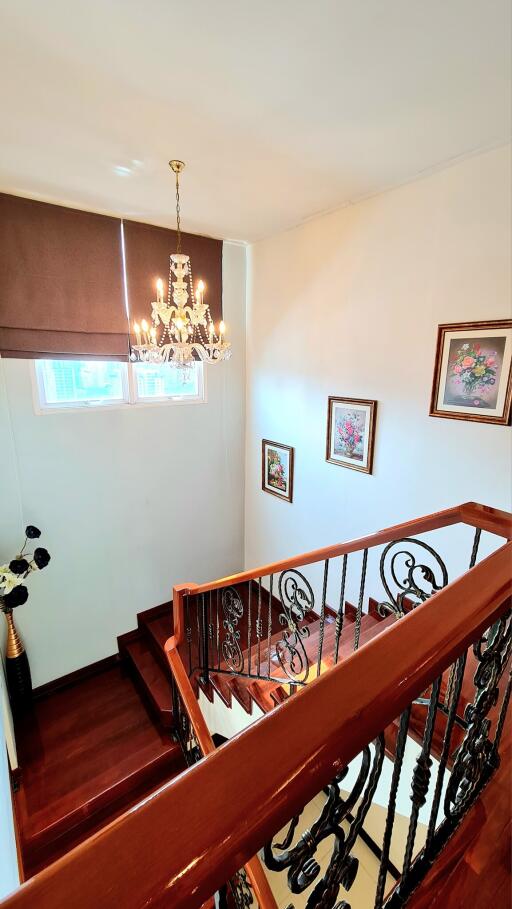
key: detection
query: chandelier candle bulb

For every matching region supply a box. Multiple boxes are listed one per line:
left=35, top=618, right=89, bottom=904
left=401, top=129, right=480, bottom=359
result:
left=219, top=320, right=226, bottom=341
left=133, top=322, right=141, bottom=346
left=156, top=278, right=164, bottom=304
left=141, top=318, right=149, bottom=345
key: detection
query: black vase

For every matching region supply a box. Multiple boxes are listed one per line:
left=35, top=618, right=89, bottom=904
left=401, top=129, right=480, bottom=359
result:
left=4, top=610, right=32, bottom=713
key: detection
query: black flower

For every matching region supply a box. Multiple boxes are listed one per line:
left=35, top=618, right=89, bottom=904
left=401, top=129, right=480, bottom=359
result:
left=25, top=525, right=41, bottom=539
left=3, top=585, right=29, bottom=608
left=33, top=547, right=51, bottom=570
left=9, top=558, right=30, bottom=576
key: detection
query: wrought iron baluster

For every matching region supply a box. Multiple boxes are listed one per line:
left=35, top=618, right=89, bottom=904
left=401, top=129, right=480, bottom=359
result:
left=201, top=593, right=209, bottom=685
left=221, top=587, right=244, bottom=673
left=247, top=580, right=252, bottom=677
left=469, top=526, right=482, bottom=568
left=493, top=665, right=512, bottom=757
left=185, top=594, right=192, bottom=675
left=444, top=528, right=481, bottom=709
left=445, top=611, right=512, bottom=820
left=426, top=653, right=467, bottom=850
left=374, top=705, right=411, bottom=909
left=256, top=577, right=262, bottom=676
left=196, top=597, right=202, bottom=672
left=377, top=538, right=448, bottom=620
left=208, top=590, right=214, bottom=673
left=264, top=736, right=384, bottom=908
left=170, top=674, right=180, bottom=742
left=267, top=574, right=274, bottom=678
left=275, top=570, right=315, bottom=684
left=216, top=588, right=221, bottom=670
left=400, top=675, right=442, bottom=884
left=334, top=554, right=348, bottom=664
left=354, top=548, right=368, bottom=651
left=316, top=559, right=329, bottom=677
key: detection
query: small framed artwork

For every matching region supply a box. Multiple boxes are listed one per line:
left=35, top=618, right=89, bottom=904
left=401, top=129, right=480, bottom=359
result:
left=430, top=320, right=512, bottom=425
left=326, top=397, right=377, bottom=474
left=262, top=440, right=294, bottom=502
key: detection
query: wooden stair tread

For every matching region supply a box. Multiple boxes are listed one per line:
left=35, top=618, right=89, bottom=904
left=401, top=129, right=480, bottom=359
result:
left=208, top=612, right=394, bottom=716
left=15, top=665, right=184, bottom=864
left=144, top=615, right=173, bottom=654
left=125, top=638, right=173, bottom=726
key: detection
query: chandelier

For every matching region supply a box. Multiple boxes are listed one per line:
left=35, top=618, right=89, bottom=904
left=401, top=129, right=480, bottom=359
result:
left=130, top=160, right=231, bottom=368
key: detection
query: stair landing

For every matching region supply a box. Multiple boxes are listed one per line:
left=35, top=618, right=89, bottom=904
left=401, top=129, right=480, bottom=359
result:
left=14, top=662, right=185, bottom=877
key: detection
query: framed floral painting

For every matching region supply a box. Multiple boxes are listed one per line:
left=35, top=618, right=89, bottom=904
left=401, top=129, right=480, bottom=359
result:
left=326, top=397, right=377, bottom=474
left=430, top=320, right=512, bottom=425
left=262, top=440, right=294, bottom=502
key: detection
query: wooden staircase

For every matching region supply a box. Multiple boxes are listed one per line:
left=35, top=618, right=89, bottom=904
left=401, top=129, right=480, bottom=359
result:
left=117, top=594, right=396, bottom=729
left=116, top=591, right=478, bottom=770
left=118, top=602, right=175, bottom=730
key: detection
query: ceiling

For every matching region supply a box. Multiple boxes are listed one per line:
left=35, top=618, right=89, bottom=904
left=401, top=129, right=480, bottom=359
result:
left=0, top=0, right=510, bottom=242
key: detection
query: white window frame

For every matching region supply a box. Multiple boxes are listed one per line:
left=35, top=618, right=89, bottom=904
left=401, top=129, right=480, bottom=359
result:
left=31, top=360, right=206, bottom=414
left=128, top=360, right=206, bottom=407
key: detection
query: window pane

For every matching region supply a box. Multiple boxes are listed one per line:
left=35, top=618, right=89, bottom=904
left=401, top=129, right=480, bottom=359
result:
left=134, top=362, right=201, bottom=399
left=36, top=359, right=127, bottom=406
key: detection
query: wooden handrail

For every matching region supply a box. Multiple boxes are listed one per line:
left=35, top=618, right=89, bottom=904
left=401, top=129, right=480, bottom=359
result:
left=165, top=639, right=278, bottom=909
left=3, top=540, right=510, bottom=909
left=171, top=502, right=512, bottom=647
left=188, top=502, right=512, bottom=596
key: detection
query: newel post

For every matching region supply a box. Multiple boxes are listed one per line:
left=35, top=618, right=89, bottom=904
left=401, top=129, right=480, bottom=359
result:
left=172, top=583, right=198, bottom=647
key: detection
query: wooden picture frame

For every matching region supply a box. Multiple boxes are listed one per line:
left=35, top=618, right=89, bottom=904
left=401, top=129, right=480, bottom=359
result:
left=429, top=320, right=512, bottom=425
left=326, top=397, right=377, bottom=474
left=261, top=440, right=294, bottom=502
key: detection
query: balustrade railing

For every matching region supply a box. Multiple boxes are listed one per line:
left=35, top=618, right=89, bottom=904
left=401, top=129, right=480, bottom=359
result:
left=172, top=504, right=508, bottom=700
left=1, top=503, right=510, bottom=909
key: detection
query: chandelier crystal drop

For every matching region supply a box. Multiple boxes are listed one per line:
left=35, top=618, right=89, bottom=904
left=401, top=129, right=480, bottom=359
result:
left=130, top=160, right=231, bottom=369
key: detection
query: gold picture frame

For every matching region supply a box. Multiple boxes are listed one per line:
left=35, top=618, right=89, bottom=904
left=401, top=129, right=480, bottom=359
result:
left=262, top=440, right=294, bottom=503
left=430, top=320, right=512, bottom=425
left=326, top=397, right=377, bottom=474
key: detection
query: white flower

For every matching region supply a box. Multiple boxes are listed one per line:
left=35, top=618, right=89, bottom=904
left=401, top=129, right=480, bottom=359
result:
left=462, top=343, right=469, bottom=350
left=0, top=566, right=24, bottom=595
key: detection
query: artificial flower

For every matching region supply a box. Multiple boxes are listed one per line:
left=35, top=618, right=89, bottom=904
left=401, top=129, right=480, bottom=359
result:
left=25, top=525, right=41, bottom=539
left=33, top=548, right=51, bottom=570
left=0, top=567, right=23, bottom=594
left=9, top=558, right=30, bottom=576
left=3, top=584, right=29, bottom=608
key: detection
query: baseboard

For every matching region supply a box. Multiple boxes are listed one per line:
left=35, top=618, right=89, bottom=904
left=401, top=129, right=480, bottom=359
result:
left=33, top=654, right=120, bottom=701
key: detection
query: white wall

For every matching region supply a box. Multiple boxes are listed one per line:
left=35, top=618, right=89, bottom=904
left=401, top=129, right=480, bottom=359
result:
left=245, top=146, right=512, bottom=597
left=0, top=242, right=246, bottom=687
left=0, top=666, right=18, bottom=900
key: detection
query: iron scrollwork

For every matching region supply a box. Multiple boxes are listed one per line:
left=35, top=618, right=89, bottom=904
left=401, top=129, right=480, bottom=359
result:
left=264, top=736, right=385, bottom=909
left=229, top=869, right=254, bottom=908
left=221, top=586, right=245, bottom=673
left=445, top=610, right=512, bottom=819
left=275, top=570, right=315, bottom=683
left=377, top=538, right=448, bottom=619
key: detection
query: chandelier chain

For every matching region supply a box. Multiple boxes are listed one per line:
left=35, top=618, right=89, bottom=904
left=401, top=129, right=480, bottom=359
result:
left=175, top=171, right=181, bottom=254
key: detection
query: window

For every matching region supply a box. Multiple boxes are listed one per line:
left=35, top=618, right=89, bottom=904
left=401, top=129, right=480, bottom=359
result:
left=33, top=360, right=205, bottom=411
left=132, top=362, right=203, bottom=402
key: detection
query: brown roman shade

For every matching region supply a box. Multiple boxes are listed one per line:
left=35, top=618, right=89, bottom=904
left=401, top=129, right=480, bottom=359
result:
left=122, top=219, right=222, bottom=346
left=0, top=193, right=128, bottom=360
